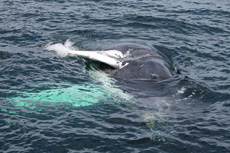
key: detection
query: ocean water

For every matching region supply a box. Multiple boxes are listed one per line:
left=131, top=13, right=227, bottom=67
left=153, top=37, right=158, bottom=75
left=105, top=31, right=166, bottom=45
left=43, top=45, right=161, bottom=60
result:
left=1, top=0, right=230, bottom=152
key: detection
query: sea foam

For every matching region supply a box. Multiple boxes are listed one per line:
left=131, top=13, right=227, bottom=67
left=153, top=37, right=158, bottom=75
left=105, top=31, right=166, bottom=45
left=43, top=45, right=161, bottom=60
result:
left=46, top=40, right=77, bottom=57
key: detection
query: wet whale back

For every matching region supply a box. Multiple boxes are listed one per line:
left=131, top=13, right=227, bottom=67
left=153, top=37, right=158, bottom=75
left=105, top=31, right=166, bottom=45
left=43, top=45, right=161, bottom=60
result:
left=106, top=44, right=174, bottom=81
left=115, top=59, right=173, bottom=81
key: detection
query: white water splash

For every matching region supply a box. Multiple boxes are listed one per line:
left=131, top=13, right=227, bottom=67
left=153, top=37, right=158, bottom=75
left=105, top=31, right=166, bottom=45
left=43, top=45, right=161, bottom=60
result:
left=46, top=40, right=78, bottom=57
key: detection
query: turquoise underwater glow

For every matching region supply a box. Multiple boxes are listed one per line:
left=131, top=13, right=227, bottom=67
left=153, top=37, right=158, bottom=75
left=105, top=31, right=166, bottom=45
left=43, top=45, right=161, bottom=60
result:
left=7, top=83, right=114, bottom=110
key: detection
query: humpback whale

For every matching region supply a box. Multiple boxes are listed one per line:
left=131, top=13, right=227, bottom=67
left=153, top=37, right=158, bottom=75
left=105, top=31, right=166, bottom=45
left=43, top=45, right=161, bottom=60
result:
left=95, top=44, right=174, bottom=81
left=47, top=42, right=175, bottom=82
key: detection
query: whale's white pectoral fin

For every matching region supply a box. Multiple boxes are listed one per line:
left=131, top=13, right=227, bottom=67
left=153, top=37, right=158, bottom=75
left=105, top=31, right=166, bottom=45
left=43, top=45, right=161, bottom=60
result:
left=68, top=50, right=124, bottom=69
left=46, top=42, right=125, bottom=69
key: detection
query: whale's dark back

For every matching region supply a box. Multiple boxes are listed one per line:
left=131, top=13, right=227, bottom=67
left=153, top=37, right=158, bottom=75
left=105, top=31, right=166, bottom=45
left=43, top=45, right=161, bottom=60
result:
left=104, top=44, right=175, bottom=81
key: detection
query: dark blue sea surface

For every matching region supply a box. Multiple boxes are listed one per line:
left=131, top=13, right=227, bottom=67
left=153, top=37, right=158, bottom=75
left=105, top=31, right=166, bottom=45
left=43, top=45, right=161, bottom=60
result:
left=1, top=0, right=230, bottom=152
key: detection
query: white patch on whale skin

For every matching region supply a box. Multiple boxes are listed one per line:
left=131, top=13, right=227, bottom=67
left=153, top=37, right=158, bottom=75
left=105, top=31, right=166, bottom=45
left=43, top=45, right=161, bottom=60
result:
left=123, top=49, right=131, bottom=58
left=102, top=50, right=123, bottom=59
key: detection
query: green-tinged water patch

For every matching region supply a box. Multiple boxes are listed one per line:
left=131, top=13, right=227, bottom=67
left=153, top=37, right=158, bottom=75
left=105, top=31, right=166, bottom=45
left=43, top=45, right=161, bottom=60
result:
left=7, top=83, right=120, bottom=110
left=143, top=112, right=180, bottom=142
left=5, top=70, right=133, bottom=112
left=1, top=108, right=17, bottom=114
